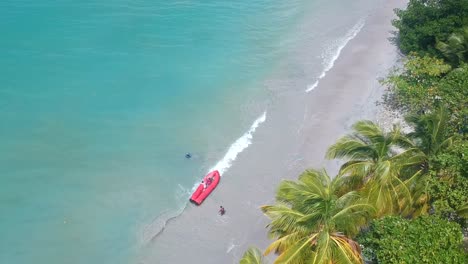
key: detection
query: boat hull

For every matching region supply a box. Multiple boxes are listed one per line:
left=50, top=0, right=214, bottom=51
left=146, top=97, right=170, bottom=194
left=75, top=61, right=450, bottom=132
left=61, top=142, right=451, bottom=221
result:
left=189, top=170, right=220, bottom=205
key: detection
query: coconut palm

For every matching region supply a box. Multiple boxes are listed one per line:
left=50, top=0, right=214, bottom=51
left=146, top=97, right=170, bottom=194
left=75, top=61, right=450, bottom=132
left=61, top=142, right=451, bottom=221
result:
left=240, top=247, right=266, bottom=264
left=261, top=169, right=375, bottom=264
left=326, top=120, right=427, bottom=216
left=405, top=107, right=453, bottom=157
left=326, top=120, right=424, bottom=177
left=363, top=161, right=429, bottom=217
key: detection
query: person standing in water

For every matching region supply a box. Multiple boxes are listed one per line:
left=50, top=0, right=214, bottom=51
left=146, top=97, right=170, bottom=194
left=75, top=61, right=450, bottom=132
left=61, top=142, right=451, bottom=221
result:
left=219, top=206, right=225, bottom=215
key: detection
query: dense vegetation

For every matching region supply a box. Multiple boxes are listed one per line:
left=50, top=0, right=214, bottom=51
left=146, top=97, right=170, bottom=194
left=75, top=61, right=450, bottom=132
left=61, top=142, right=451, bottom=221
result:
left=241, top=0, right=468, bottom=263
left=393, top=0, right=468, bottom=62
left=358, top=216, right=465, bottom=263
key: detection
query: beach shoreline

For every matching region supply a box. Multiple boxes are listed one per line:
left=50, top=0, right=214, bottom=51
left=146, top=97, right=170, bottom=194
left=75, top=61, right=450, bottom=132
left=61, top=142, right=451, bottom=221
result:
left=140, top=1, right=408, bottom=263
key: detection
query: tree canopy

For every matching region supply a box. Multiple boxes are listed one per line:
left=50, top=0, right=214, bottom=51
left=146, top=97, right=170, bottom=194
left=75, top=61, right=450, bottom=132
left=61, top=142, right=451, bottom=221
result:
left=393, top=0, right=468, bottom=58
left=357, top=215, right=466, bottom=263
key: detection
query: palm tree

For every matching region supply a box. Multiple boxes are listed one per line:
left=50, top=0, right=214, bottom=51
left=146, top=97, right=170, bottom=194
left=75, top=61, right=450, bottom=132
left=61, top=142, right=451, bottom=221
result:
left=400, top=108, right=455, bottom=216
left=326, top=120, right=427, bottom=216
left=436, top=27, right=468, bottom=66
left=240, top=247, right=265, bottom=264
left=261, top=169, right=374, bottom=264
left=405, top=107, right=453, bottom=157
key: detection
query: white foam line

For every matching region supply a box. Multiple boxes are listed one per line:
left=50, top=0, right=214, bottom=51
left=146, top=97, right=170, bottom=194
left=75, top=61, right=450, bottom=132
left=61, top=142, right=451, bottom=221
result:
left=306, top=18, right=365, bottom=92
left=209, top=111, right=267, bottom=175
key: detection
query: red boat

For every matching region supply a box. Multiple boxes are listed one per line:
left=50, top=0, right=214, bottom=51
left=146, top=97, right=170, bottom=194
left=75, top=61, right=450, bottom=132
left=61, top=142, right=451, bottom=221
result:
left=190, top=170, right=220, bottom=205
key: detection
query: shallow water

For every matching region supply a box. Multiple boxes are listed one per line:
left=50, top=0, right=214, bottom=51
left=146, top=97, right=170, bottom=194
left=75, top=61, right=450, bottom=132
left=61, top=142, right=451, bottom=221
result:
left=0, top=0, right=382, bottom=263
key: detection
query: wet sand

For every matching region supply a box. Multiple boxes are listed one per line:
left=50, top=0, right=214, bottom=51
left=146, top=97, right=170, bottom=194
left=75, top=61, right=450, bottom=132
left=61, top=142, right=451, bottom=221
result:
left=140, top=0, right=407, bottom=263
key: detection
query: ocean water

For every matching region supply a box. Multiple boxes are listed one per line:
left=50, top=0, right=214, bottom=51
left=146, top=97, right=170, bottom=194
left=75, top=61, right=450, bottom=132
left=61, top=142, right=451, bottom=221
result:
left=0, top=0, right=382, bottom=263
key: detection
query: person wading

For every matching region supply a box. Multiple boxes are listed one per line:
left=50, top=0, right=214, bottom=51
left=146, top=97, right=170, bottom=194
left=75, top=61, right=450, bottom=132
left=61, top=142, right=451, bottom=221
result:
left=219, top=206, right=226, bottom=216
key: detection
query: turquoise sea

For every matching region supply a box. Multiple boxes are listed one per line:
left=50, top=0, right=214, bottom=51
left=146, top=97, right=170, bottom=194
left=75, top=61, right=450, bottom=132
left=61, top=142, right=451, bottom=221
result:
left=0, top=0, right=382, bottom=263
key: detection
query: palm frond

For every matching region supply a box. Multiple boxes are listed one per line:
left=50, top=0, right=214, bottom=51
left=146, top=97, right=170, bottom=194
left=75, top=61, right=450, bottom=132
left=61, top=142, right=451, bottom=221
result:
left=339, top=160, right=374, bottom=179
left=264, top=168, right=374, bottom=263
left=329, top=235, right=363, bottom=264
left=326, top=136, right=376, bottom=161
left=312, top=231, right=332, bottom=264
left=261, top=203, right=307, bottom=237
left=240, top=247, right=265, bottom=264
left=264, top=232, right=303, bottom=256
left=274, top=235, right=316, bottom=264
left=406, top=107, right=453, bottom=156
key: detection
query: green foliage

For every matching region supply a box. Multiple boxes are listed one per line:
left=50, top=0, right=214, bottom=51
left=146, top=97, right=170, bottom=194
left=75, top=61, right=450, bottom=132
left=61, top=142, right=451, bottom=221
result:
left=457, top=202, right=468, bottom=218
left=261, top=169, right=374, bottom=264
left=436, top=65, right=468, bottom=133
left=326, top=120, right=427, bottom=217
left=406, top=107, right=453, bottom=156
left=384, top=55, right=451, bottom=113
left=393, top=0, right=468, bottom=57
left=430, top=136, right=468, bottom=177
left=404, top=53, right=453, bottom=77
left=357, top=215, right=467, bottom=264
left=427, top=138, right=468, bottom=225
left=240, top=247, right=265, bottom=264
left=385, top=56, right=468, bottom=133
left=436, top=27, right=468, bottom=66
left=428, top=175, right=468, bottom=224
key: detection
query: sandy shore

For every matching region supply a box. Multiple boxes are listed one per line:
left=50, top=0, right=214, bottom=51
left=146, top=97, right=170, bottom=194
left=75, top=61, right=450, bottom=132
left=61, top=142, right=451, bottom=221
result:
left=140, top=1, right=407, bottom=263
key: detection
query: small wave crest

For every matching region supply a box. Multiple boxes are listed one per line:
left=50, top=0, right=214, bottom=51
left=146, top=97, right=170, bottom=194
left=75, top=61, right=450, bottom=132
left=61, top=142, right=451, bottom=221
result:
left=306, top=18, right=365, bottom=92
left=208, top=111, right=267, bottom=175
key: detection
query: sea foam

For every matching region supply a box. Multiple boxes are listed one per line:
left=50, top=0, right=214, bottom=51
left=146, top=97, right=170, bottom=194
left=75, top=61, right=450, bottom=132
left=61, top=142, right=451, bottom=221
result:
left=208, top=111, right=267, bottom=175
left=306, top=18, right=365, bottom=92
